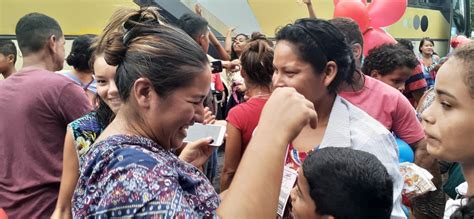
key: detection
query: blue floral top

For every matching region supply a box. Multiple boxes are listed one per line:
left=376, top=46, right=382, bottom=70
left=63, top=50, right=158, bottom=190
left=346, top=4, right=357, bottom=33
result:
left=72, top=135, right=220, bottom=218
left=69, top=111, right=103, bottom=167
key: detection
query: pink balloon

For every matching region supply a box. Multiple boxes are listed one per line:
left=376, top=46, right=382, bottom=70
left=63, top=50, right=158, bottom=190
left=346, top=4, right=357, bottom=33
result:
left=363, top=28, right=397, bottom=56
left=333, top=0, right=370, bottom=32
left=334, top=0, right=366, bottom=6
left=367, top=0, right=407, bottom=28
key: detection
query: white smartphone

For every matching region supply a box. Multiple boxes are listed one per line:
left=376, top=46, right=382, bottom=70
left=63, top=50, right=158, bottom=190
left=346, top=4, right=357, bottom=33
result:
left=183, top=123, right=226, bottom=147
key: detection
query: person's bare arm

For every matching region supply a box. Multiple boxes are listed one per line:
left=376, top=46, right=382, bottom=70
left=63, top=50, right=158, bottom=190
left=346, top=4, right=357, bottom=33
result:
left=225, top=27, right=235, bottom=54
left=217, top=88, right=317, bottom=217
left=209, top=30, right=231, bottom=61
left=195, top=4, right=230, bottom=61
left=51, top=128, right=79, bottom=219
left=220, top=123, right=243, bottom=191
left=303, top=0, right=316, bottom=18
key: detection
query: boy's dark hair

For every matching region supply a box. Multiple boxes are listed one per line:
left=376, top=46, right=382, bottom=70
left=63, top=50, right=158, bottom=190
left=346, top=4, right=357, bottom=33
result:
left=397, top=39, right=414, bottom=52
left=362, top=43, right=418, bottom=76
left=0, top=40, right=17, bottom=64
left=276, top=18, right=355, bottom=93
left=329, top=18, right=364, bottom=49
left=176, top=13, right=209, bottom=40
left=15, top=12, right=63, bottom=55
left=303, top=147, right=393, bottom=219
left=66, top=34, right=96, bottom=71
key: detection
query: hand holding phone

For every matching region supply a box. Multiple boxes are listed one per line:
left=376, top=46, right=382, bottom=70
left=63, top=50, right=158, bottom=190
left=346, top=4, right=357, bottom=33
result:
left=183, top=123, right=226, bottom=146
left=211, top=61, right=223, bottom=73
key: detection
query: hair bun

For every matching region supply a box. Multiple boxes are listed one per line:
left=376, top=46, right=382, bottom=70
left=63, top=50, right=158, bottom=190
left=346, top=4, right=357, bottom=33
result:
left=248, top=32, right=274, bottom=48
left=250, top=32, right=266, bottom=41
left=100, top=7, right=163, bottom=66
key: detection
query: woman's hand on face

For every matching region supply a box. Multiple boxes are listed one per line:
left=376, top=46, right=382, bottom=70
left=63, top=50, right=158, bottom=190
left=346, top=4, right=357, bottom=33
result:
left=179, top=137, right=214, bottom=168
left=258, top=87, right=318, bottom=142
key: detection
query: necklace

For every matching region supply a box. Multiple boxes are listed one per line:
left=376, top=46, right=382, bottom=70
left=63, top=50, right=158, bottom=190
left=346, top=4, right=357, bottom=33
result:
left=249, top=92, right=270, bottom=99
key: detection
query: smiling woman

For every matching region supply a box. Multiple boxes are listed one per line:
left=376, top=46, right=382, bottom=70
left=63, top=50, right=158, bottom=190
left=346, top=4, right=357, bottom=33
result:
left=71, top=8, right=218, bottom=217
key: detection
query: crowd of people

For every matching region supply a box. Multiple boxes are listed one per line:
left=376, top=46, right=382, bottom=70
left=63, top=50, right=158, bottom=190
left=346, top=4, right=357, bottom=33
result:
left=0, top=1, right=474, bottom=218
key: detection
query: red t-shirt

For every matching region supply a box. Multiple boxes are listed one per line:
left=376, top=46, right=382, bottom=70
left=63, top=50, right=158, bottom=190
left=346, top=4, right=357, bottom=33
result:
left=0, top=68, right=91, bottom=218
left=226, top=97, right=267, bottom=153
left=212, top=73, right=225, bottom=92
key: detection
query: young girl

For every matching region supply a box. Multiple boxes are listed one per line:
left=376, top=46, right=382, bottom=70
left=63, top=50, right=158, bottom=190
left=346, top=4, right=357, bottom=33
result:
left=51, top=41, right=119, bottom=219
left=421, top=42, right=474, bottom=218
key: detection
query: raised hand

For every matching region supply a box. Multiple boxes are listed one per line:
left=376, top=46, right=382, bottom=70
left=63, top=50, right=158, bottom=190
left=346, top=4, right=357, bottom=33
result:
left=258, top=87, right=318, bottom=142
left=194, top=4, right=203, bottom=16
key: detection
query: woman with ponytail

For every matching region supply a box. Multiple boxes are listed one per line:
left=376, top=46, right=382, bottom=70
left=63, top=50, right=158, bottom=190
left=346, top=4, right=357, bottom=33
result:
left=220, top=32, right=274, bottom=191
left=62, top=34, right=97, bottom=105
left=69, top=7, right=221, bottom=217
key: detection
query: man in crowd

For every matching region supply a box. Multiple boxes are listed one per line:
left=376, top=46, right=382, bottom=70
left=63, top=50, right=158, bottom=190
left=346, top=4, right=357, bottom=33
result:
left=0, top=13, right=90, bottom=217
left=0, top=39, right=17, bottom=78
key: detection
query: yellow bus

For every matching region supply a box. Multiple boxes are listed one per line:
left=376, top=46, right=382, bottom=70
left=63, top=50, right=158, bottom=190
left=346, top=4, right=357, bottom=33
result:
left=244, top=0, right=471, bottom=56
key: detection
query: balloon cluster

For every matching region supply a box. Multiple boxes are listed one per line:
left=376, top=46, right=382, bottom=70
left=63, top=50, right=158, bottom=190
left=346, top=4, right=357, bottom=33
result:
left=333, top=0, right=407, bottom=56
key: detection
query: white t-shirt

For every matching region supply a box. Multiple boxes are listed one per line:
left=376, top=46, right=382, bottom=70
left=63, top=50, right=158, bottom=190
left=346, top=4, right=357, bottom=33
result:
left=443, top=182, right=468, bottom=218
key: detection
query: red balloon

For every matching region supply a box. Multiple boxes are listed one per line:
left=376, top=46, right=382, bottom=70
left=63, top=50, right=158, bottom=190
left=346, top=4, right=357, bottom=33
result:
left=363, top=28, right=397, bottom=56
left=333, top=0, right=370, bottom=32
left=334, top=0, right=366, bottom=6
left=367, top=0, right=407, bottom=28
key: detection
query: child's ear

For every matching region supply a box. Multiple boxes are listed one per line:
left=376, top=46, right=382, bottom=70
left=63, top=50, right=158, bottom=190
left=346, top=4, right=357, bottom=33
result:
left=6, top=54, right=15, bottom=64
left=370, top=70, right=381, bottom=79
